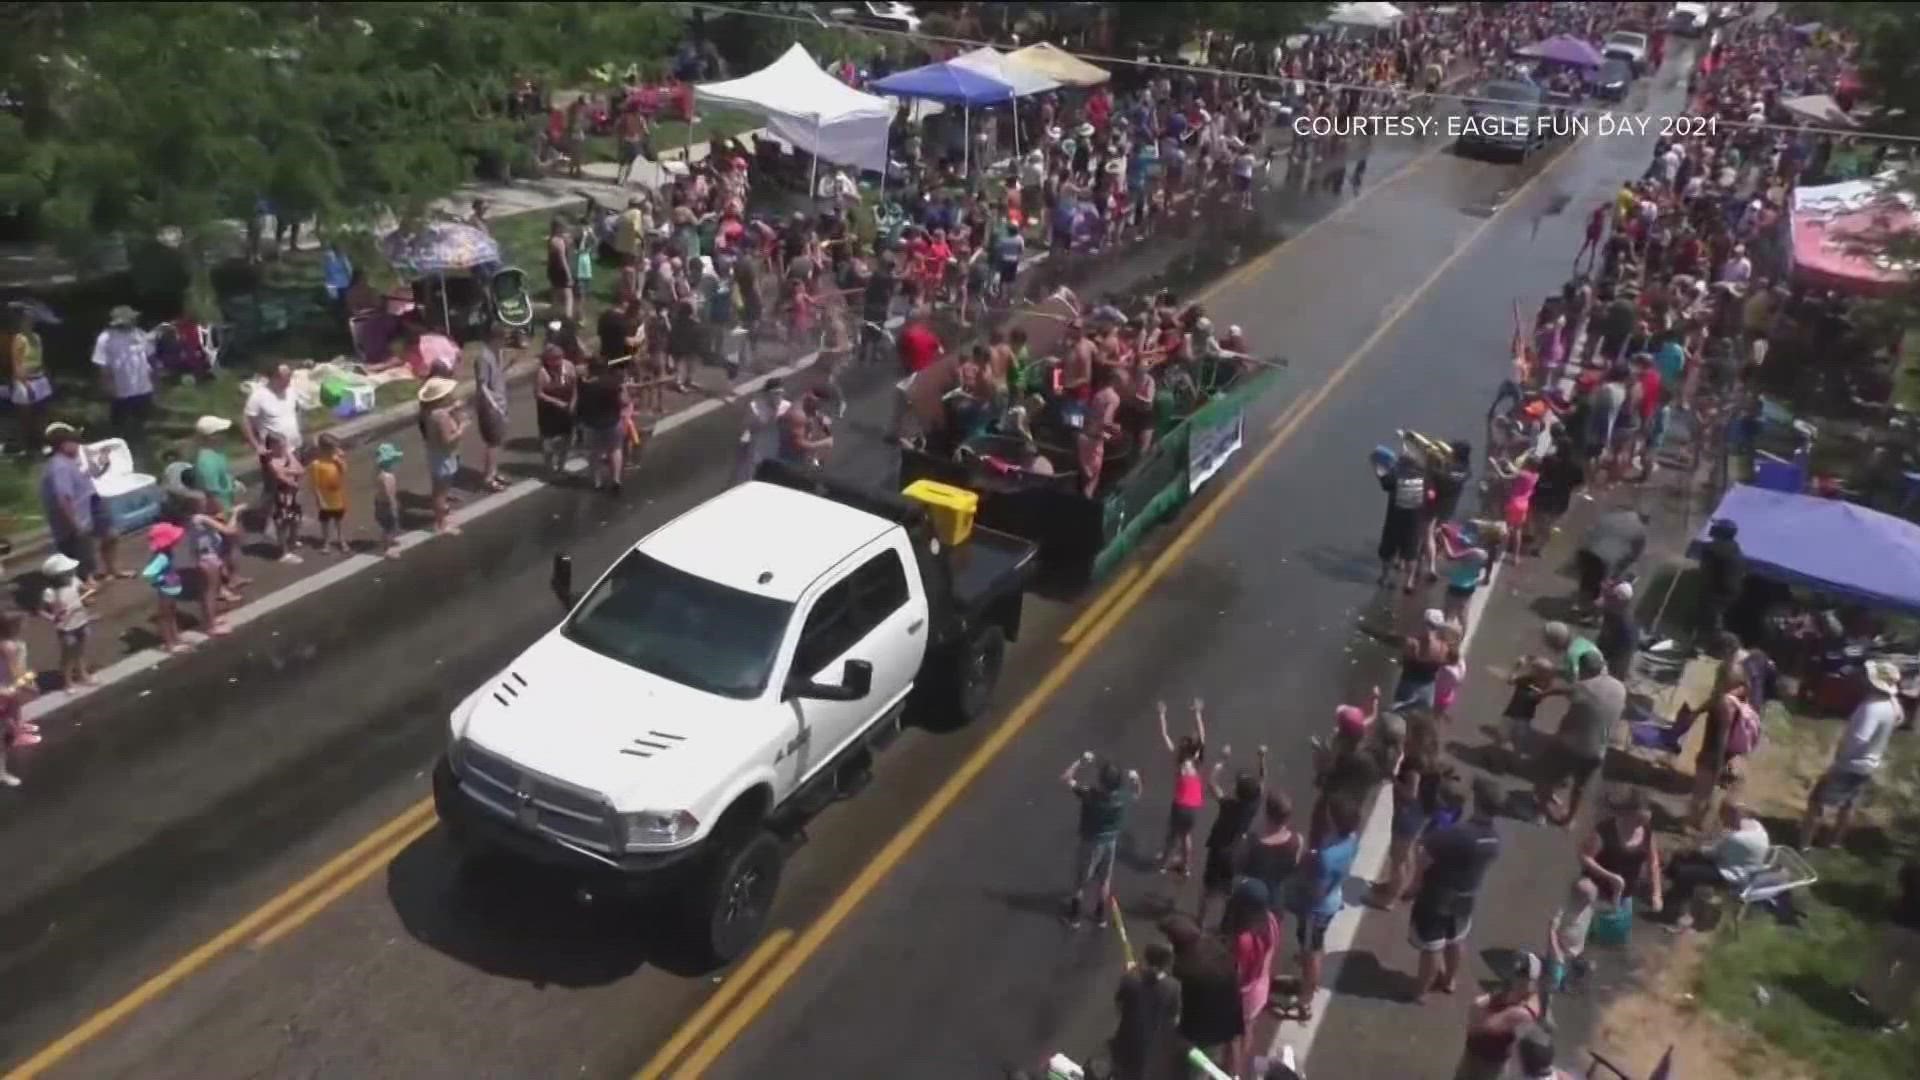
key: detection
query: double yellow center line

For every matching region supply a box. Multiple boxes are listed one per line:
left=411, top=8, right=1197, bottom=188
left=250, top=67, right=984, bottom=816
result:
left=2, top=798, right=436, bottom=1080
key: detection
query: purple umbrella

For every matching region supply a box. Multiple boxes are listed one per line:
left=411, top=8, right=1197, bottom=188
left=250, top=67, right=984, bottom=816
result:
left=1516, top=35, right=1606, bottom=69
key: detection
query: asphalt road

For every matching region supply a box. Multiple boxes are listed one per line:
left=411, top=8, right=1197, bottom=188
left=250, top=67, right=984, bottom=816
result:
left=0, top=67, right=1688, bottom=1080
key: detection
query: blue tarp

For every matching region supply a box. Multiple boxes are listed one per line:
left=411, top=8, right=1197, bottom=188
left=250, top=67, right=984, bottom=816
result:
left=872, top=61, right=1014, bottom=106
left=1696, top=484, right=1920, bottom=615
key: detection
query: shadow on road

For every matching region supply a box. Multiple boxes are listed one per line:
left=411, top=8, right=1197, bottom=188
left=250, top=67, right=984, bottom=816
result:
left=385, top=829, right=710, bottom=985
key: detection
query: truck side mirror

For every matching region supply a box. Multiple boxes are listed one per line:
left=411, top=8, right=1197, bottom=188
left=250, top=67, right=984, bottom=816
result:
left=551, top=554, right=574, bottom=609
left=838, top=659, right=873, bottom=699
left=789, top=659, right=873, bottom=702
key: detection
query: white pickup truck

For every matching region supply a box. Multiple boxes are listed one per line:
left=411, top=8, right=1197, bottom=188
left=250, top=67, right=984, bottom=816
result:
left=1603, top=30, right=1651, bottom=75
left=433, top=463, right=1036, bottom=962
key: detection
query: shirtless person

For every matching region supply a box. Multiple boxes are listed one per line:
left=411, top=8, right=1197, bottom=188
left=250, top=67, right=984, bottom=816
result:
left=1078, top=368, right=1124, bottom=498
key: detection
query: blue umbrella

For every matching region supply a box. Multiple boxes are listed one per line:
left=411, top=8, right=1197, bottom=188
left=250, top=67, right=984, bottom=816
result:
left=381, top=221, right=501, bottom=277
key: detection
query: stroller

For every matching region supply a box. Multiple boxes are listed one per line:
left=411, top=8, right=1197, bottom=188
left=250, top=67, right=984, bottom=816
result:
left=490, top=267, right=534, bottom=330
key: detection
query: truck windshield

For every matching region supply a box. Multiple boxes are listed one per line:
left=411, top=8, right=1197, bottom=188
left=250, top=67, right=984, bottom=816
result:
left=562, top=552, right=793, bottom=700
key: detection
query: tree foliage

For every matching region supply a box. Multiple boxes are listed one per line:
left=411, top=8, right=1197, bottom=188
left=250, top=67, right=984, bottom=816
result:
left=0, top=1, right=686, bottom=265
left=1107, top=1, right=1325, bottom=58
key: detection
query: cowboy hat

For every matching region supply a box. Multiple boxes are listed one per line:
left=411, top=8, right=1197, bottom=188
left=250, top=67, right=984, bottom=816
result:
left=147, top=522, right=186, bottom=553
left=1076, top=122, right=1095, bottom=137
left=194, top=415, right=233, bottom=437
left=41, top=553, right=80, bottom=576
left=417, top=377, right=458, bottom=404
left=108, top=304, right=140, bottom=327
left=1865, top=659, right=1902, bottom=696
left=1045, top=126, right=1063, bottom=141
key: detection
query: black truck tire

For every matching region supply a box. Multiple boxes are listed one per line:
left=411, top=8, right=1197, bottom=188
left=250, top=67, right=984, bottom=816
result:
left=950, top=625, right=1006, bottom=726
left=685, top=829, right=784, bottom=965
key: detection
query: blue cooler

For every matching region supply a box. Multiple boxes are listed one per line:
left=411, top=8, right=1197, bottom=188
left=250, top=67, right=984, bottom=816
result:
left=88, top=438, right=162, bottom=535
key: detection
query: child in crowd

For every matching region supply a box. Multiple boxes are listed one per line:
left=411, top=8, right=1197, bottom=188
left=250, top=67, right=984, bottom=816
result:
left=1156, top=698, right=1208, bottom=877
left=1546, top=876, right=1599, bottom=995
left=141, top=522, right=189, bottom=653
left=260, top=432, right=306, bottom=564
left=1434, top=642, right=1466, bottom=727
left=1501, top=656, right=1555, bottom=768
left=373, top=443, right=403, bottom=558
left=308, top=433, right=350, bottom=553
left=40, top=553, right=95, bottom=687
left=0, top=612, right=40, bottom=778
left=572, top=222, right=595, bottom=312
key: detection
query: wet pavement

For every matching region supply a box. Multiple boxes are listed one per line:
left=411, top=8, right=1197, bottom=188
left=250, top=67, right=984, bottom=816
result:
left=0, top=67, right=1699, bottom=1080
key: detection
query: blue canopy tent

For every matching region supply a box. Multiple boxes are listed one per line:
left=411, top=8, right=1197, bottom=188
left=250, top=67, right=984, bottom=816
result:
left=872, top=61, right=1016, bottom=175
left=1695, top=485, right=1920, bottom=616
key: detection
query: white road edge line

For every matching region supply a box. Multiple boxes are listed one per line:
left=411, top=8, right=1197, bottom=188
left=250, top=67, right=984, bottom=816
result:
left=19, top=347, right=836, bottom=724
left=1268, top=562, right=1504, bottom=1064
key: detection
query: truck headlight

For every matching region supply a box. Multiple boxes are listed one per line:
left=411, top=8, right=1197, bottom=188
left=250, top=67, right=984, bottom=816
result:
left=621, top=810, right=700, bottom=851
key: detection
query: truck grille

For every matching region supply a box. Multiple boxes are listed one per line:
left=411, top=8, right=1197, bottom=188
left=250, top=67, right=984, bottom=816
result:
left=459, top=743, right=618, bottom=853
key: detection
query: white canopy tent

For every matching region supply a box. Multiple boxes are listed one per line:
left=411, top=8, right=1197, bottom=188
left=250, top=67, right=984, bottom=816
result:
left=694, top=44, right=894, bottom=182
left=1328, top=2, right=1406, bottom=30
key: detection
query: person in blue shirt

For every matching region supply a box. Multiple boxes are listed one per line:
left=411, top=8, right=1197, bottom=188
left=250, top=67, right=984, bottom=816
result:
left=322, top=243, right=354, bottom=304
left=1285, top=792, right=1361, bottom=1021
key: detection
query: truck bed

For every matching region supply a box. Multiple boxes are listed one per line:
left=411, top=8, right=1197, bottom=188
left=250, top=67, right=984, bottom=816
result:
left=946, top=525, right=1038, bottom=614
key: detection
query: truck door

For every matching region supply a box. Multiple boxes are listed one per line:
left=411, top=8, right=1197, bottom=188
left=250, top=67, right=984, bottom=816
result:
left=784, top=546, right=925, bottom=785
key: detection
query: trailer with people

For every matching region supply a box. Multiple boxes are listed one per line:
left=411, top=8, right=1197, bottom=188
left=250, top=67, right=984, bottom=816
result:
left=900, top=344, right=1283, bottom=590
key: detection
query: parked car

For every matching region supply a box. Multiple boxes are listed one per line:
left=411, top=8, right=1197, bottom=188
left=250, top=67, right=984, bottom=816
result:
left=1457, top=78, right=1552, bottom=160
left=829, top=1, right=921, bottom=34
left=1593, top=57, right=1634, bottom=101
left=1603, top=29, right=1650, bottom=74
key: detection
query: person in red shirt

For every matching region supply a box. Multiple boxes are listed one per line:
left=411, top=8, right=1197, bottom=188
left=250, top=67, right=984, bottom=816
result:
left=892, top=305, right=943, bottom=443
left=1630, top=353, right=1662, bottom=426
left=897, top=307, right=942, bottom=377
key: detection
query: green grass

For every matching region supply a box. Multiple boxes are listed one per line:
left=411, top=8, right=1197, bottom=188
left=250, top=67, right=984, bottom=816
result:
left=1692, top=711, right=1920, bottom=1079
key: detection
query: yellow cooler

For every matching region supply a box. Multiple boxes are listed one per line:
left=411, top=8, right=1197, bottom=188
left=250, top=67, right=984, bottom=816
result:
left=902, top=479, right=978, bottom=547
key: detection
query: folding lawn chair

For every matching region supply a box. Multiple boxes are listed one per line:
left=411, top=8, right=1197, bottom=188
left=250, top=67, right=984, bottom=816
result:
left=1733, top=846, right=1818, bottom=935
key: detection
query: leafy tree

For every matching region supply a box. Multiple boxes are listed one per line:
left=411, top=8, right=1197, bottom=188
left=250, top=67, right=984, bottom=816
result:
left=0, top=2, right=685, bottom=306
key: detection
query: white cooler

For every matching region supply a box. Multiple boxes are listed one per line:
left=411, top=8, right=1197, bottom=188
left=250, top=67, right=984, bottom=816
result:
left=88, top=438, right=162, bottom=535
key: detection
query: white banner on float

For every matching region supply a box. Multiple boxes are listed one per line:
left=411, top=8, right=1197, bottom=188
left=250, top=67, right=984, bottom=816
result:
left=1187, top=409, right=1245, bottom=494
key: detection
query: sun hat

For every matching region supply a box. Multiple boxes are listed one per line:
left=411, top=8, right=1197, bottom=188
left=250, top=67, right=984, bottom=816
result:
left=194, top=415, right=233, bottom=437
left=1076, top=121, right=1095, bottom=137
left=375, top=443, right=404, bottom=467
left=147, top=522, right=185, bottom=553
left=43, top=421, right=79, bottom=443
left=108, top=304, right=139, bottom=327
left=41, top=553, right=79, bottom=576
left=1865, top=659, right=1902, bottom=696
left=417, top=377, right=458, bottom=404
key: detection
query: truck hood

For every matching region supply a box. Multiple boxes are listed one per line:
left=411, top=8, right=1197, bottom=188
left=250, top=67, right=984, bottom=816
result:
left=457, top=632, right=772, bottom=812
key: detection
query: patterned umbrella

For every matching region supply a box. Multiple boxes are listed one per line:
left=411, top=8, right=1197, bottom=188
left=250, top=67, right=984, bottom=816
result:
left=380, top=221, right=501, bottom=276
